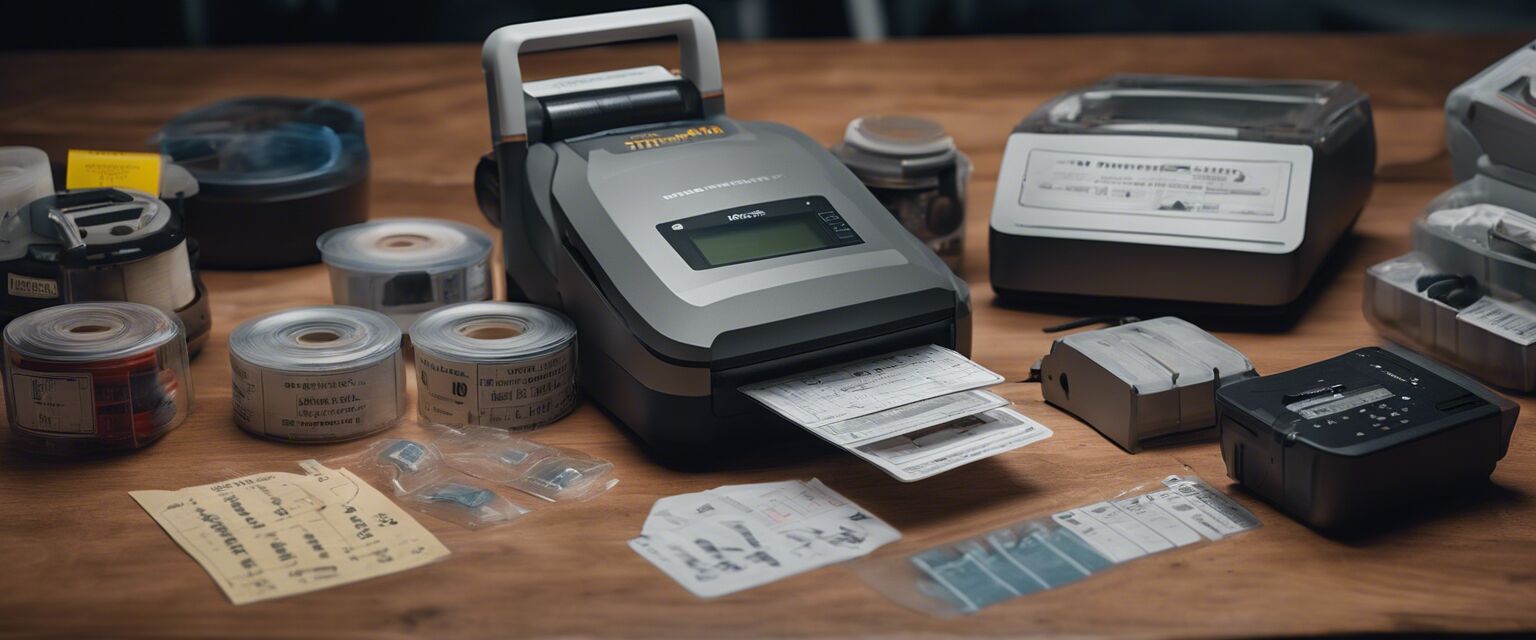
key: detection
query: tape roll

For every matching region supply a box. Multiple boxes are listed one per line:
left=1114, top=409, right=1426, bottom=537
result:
left=3, top=188, right=210, bottom=356
left=229, top=305, right=406, bottom=443
left=409, top=301, right=578, bottom=431
left=2, top=302, right=192, bottom=452
left=0, top=147, right=53, bottom=217
left=318, top=218, right=494, bottom=330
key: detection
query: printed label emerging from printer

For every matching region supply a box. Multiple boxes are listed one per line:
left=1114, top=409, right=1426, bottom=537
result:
left=991, top=133, right=1314, bottom=254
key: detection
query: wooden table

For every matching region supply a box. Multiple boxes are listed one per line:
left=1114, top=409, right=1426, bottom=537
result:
left=3, top=33, right=1535, bottom=638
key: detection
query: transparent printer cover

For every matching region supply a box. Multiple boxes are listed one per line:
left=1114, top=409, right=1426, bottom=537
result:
left=1414, top=180, right=1536, bottom=301
left=1016, top=74, right=1371, bottom=148
left=157, top=97, right=369, bottom=197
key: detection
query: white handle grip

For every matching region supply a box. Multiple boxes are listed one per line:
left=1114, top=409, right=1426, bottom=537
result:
left=482, top=4, right=722, bottom=141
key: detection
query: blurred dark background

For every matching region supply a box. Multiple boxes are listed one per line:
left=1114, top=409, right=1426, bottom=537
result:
left=8, top=0, right=1536, bottom=50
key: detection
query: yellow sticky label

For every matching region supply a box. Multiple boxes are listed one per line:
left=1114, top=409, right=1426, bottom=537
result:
left=65, top=150, right=162, bottom=194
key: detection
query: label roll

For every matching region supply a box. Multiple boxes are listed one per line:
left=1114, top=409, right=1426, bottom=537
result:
left=410, top=301, right=578, bottom=431
left=229, top=305, right=406, bottom=443
left=2, top=301, right=192, bottom=452
left=318, top=218, right=493, bottom=330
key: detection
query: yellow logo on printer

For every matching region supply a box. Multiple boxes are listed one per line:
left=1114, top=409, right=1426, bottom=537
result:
left=623, top=125, right=726, bottom=151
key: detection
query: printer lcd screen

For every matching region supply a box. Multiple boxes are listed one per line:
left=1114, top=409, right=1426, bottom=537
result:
left=658, top=196, right=865, bottom=270
left=688, top=215, right=831, bottom=267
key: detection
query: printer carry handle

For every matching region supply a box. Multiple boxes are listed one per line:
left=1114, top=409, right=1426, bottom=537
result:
left=481, top=4, right=724, bottom=142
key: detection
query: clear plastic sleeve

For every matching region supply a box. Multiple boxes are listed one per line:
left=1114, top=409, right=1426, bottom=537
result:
left=2, top=302, right=193, bottom=452
left=345, top=437, right=529, bottom=529
left=1365, top=178, right=1536, bottom=391
left=397, top=479, right=529, bottom=531
left=431, top=426, right=618, bottom=502
left=852, top=474, right=1260, bottom=617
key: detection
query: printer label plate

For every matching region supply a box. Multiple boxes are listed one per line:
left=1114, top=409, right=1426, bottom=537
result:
left=991, top=133, right=1313, bottom=254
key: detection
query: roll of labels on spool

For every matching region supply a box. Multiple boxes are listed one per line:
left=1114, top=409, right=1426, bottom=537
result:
left=410, top=302, right=578, bottom=431
left=229, top=306, right=407, bottom=443
left=0, top=150, right=212, bottom=355
left=318, top=218, right=493, bottom=329
left=2, top=302, right=193, bottom=452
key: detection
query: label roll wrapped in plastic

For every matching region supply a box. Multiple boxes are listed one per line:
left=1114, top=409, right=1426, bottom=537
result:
left=318, top=219, right=494, bottom=330
left=409, top=301, right=578, bottom=431
left=2, top=301, right=192, bottom=452
left=229, top=305, right=406, bottom=442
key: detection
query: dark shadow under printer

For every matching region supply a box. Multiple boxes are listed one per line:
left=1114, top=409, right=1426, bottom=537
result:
left=475, top=5, right=971, bottom=453
left=990, top=74, right=1376, bottom=316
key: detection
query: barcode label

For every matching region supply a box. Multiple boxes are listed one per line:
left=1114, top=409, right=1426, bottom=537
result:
left=1458, top=297, right=1536, bottom=346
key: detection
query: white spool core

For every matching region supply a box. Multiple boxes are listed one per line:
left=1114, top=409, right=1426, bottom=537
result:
left=457, top=319, right=526, bottom=341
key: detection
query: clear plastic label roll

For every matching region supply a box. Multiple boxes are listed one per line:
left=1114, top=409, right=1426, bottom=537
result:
left=229, top=305, right=407, bottom=443
left=318, top=218, right=494, bottom=330
left=409, top=302, right=578, bottom=431
left=2, top=301, right=192, bottom=451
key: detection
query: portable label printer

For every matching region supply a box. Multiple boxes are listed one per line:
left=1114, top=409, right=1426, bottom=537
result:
left=1217, top=347, right=1518, bottom=530
left=1036, top=317, right=1256, bottom=453
left=990, top=75, right=1376, bottom=313
left=476, top=5, right=971, bottom=449
left=1366, top=40, right=1536, bottom=391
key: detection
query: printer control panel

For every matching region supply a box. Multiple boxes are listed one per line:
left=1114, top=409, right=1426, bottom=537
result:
left=1282, top=384, right=1436, bottom=447
left=1218, top=347, right=1499, bottom=453
left=657, top=195, right=865, bottom=270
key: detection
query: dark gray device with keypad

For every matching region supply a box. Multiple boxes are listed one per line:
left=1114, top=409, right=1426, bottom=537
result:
left=1216, top=346, right=1518, bottom=530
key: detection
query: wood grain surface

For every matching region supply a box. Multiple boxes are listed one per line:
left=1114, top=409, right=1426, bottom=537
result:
left=2, top=33, right=1535, bottom=638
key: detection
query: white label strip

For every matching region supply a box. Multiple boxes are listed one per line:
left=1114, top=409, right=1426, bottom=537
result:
left=1079, top=501, right=1177, bottom=554
left=1111, top=494, right=1202, bottom=548
left=6, top=273, right=58, bottom=299
left=852, top=408, right=1052, bottom=482
left=741, top=345, right=1004, bottom=429
left=1162, top=475, right=1261, bottom=533
left=812, top=390, right=1010, bottom=447
left=991, top=133, right=1313, bottom=254
left=9, top=370, right=95, bottom=435
left=1051, top=508, right=1148, bottom=563
left=1146, top=489, right=1232, bottom=541
left=1457, top=296, right=1536, bottom=346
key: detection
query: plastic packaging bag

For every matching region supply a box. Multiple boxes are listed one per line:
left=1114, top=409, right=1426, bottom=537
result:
left=355, top=438, right=446, bottom=494
left=432, top=426, right=618, bottom=502
left=854, top=475, right=1260, bottom=616
left=397, top=478, right=529, bottom=530
left=349, top=437, right=529, bottom=529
